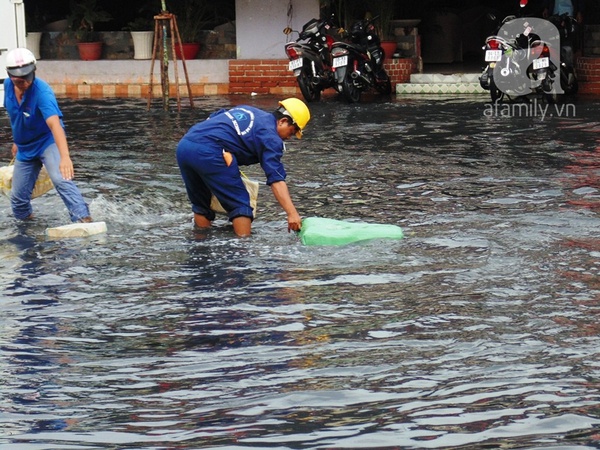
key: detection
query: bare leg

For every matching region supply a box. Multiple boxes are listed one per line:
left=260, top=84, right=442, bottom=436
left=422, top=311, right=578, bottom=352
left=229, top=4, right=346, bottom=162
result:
left=194, top=213, right=211, bottom=229
left=232, top=216, right=251, bottom=237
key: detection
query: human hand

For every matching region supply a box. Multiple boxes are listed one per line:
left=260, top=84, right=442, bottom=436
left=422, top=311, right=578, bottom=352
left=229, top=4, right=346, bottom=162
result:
left=60, top=157, right=74, bottom=180
left=11, top=144, right=17, bottom=158
left=287, top=212, right=302, bottom=233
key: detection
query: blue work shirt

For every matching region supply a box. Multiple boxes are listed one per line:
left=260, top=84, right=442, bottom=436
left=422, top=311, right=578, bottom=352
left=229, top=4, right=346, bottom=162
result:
left=3, top=77, right=63, bottom=162
left=554, top=0, right=573, bottom=15
left=182, top=105, right=287, bottom=185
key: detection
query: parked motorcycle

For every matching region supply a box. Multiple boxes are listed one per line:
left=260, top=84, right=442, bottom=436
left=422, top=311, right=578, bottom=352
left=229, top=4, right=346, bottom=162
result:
left=479, top=14, right=520, bottom=103
left=547, top=13, right=578, bottom=95
left=480, top=12, right=560, bottom=103
left=330, top=16, right=392, bottom=103
left=480, top=0, right=580, bottom=104
left=526, top=30, right=559, bottom=102
left=283, top=16, right=337, bottom=102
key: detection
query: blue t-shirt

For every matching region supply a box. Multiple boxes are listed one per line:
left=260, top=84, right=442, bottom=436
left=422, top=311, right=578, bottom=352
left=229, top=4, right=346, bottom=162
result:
left=182, top=105, right=287, bottom=185
left=3, top=77, right=64, bottom=161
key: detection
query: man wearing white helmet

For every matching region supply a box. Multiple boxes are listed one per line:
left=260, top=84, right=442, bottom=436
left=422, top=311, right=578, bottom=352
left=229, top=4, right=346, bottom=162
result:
left=3, top=48, right=92, bottom=223
left=176, top=98, right=310, bottom=237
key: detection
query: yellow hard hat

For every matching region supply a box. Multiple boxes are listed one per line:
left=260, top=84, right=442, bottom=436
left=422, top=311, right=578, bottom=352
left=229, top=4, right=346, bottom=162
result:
left=278, top=98, right=310, bottom=139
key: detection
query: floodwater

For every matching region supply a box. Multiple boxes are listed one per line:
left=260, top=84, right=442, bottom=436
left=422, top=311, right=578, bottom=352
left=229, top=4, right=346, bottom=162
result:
left=1, top=92, right=600, bottom=449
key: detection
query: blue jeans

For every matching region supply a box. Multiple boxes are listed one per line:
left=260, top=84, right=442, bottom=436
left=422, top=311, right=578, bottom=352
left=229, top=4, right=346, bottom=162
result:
left=11, top=143, right=90, bottom=222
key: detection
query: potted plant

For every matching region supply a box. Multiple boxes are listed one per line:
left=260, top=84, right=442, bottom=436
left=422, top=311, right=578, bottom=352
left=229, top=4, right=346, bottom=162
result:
left=320, top=0, right=371, bottom=34
left=368, top=0, right=397, bottom=60
left=68, top=0, right=112, bottom=60
left=169, top=0, right=211, bottom=59
left=124, top=15, right=155, bottom=60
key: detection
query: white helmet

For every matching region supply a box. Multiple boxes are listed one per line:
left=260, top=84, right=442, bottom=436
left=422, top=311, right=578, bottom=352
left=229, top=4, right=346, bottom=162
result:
left=6, top=48, right=37, bottom=77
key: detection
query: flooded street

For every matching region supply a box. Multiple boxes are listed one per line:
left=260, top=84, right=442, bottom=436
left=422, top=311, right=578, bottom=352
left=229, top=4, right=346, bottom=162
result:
left=1, top=93, right=600, bottom=449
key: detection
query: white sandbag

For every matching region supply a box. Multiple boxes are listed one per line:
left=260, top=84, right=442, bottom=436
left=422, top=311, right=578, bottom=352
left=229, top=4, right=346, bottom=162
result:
left=210, top=175, right=259, bottom=217
left=0, top=165, right=12, bottom=197
left=0, top=163, right=54, bottom=199
left=46, top=221, right=107, bottom=238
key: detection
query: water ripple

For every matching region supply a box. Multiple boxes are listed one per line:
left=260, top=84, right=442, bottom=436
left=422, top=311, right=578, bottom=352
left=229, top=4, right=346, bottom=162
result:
left=1, top=96, right=600, bottom=448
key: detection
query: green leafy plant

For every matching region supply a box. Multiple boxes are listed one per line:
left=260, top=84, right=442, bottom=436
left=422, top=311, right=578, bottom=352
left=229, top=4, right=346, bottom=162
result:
left=367, top=0, right=396, bottom=40
left=320, top=0, right=356, bottom=32
left=68, top=0, right=113, bottom=42
left=123, top=3, right=157, bottom=32
left=168, top=0, right=211, bottom=42
left=123, top=16, right=154, bottom=32
left=320, top=0, right=396, bottom=38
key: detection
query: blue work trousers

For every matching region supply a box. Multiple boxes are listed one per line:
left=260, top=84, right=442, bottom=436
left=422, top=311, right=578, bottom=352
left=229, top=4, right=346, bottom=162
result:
left=176, top=138, right=254, bottom=222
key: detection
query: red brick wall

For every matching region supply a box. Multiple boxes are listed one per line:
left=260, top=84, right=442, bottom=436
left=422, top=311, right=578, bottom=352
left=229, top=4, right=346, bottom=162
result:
left=576, top=56, right=600, bottom=94
left=229, top=59, right=297, bottom=95
left=384, top=58, right=418, bottom=84
left=229, top=58, right=418, bottom=95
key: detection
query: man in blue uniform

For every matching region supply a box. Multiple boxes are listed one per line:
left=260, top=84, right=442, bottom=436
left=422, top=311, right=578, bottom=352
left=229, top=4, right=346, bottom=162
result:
left=542, top=0, right=584, bottom=58
left=176, top=98, right=310, bottom=237
left=543, top=0, right=584, bottom=23
left=3, top=48, right=92, bottom=223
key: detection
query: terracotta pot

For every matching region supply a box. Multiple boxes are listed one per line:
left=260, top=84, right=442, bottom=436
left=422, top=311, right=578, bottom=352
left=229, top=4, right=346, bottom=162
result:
left=380, top=40, right=397, bottom=61
left=77, top=42, right=103, bottom=61
left=175, top=42, right=200, bottom=60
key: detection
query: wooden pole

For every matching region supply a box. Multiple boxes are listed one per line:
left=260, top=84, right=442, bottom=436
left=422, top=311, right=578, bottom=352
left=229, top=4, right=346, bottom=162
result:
left=147, top=18, right=159, bottom=109
left=172, top=17, right=194, bottom=109
left=160, top=0, right=168, bottom=110
left=147, top=7, right=194, bottom=111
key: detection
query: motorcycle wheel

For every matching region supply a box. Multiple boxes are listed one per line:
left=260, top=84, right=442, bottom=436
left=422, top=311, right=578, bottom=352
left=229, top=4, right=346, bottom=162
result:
left=543, top=89, right=558, bottom=104
left=561, top=68, right=579, bottom=95
left=489, top=77, right=504, bottom=103
left=341, top=74, right=361, bottom=103
left=375, top=79, right=392, bottom=95
left=375, top=70, right=392, bottom=95
left=541, top=78, right=557, bottom=104
left=297, top=67, right=321, bottom=103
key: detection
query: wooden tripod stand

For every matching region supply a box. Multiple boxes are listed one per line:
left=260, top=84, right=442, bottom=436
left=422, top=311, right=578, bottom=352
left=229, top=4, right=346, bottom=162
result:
left=147, top=12, right=194, bottom=111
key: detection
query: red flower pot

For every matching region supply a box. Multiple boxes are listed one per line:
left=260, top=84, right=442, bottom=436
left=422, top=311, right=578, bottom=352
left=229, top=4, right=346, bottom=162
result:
left=77, top=42, right=103, bottom=61
left=380, top=40, right=398, bottom=61
left=175, top=43, right=201, bottom=60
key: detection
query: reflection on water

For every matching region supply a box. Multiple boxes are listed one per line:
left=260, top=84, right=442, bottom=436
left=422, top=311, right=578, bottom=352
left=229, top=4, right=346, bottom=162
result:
left=1, top=95, right=600, bottom=449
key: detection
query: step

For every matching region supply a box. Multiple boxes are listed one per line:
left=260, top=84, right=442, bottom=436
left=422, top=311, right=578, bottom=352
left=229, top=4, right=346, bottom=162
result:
left=410, top=73, right=482, bottom=84
left=396, top=82, right=486, bottom=94
left=395, top=72, right=487, bottom=94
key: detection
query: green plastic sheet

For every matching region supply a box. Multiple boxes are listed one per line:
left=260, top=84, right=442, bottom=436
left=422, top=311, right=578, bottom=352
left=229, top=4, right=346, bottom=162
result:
left=298, top=217, right=404, bottom=246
